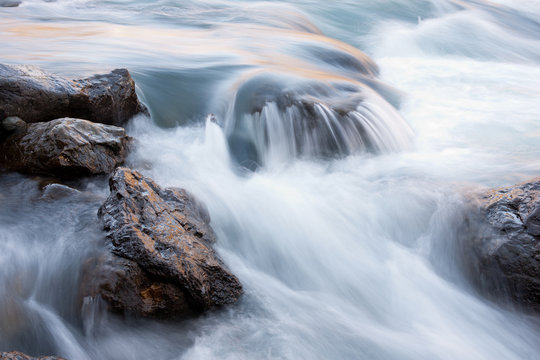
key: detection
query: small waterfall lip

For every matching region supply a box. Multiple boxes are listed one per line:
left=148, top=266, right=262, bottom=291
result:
left=214, top=71, right=414, bottom=170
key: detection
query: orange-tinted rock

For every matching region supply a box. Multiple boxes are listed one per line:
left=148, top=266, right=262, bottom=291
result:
left=91, top=168, right=242, bottom=317
left=0, top=118, right=131, bottom=177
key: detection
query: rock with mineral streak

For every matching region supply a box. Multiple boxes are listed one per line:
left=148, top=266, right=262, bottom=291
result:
left=0, top=118, right=131, bottom=177
left=0, top=64, right=147, bottom=126
left=87, top=167, right=242, bottom=317
left=460, top=178, right=540, bottom=313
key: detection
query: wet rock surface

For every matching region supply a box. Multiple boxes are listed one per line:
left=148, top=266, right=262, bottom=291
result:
left=81, top=254, right=191, bottom=318
left=461, top=178, right=540, bottom=313
left=0, top=118, right=131, bottom=177
left=0, top=1, right=21, bottom=7
left=0, top=352, right=65, bottom=360
left=0, top=64, right=147, bottom=126
left=1, top=116, right=26, bottom=143
left=89, top=168, right=242, bottom=317
left=2, top=117, right=26, bottom=133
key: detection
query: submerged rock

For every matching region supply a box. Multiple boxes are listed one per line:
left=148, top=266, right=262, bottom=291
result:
left=0, top=352, right=65, bottom=360
left=2, top=117, right=26, bottom=133
left=0, top=118, right=131, bottom=177
left=222, top=72, right=412, bottom=169
left=0, top=1, right=21, bottom=7
left=87, top=168, right=242, bottom=317
left=0, top=64, right=147, bottom=126
left=1, top=116, right=26, bottom=142
left=460, top=178, right=540, bottom=313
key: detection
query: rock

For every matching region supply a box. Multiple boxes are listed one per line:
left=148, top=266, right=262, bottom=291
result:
left=0, top=1, right=21, bottom=7
left=40, top=183, right=82, bottom=201
left=0, top=64, right=147, bottom=126
left=2, top=116, right=26, bottom=132
left=460, top=178, right=540, bottom=313
left=0, top=352, right=65, bottom=360
left=0, top=109, right=7, bottom=141
left=223, top=72, right=412, bottom=169
left=80, top=254, right=191, bottom=318
left=0, top=118, right=131, bottom=177
left=92, top=168, right=242, bottom=316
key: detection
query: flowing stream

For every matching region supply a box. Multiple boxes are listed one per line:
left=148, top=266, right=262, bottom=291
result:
left=1, top=0, right=540, bottom=359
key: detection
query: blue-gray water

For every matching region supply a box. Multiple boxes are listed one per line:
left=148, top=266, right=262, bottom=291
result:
left=1, top=1, right=540, bottom=359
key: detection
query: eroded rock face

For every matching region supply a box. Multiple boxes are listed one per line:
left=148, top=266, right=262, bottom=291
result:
left=461, top=178, right=540, bottom=313
left=91, top=168, right=242, bottom=316
left=0, top=118, right=131, bottom=177
left=0, top=352, right=65, bottom=360
left=0, top=64, right=147, bottom=126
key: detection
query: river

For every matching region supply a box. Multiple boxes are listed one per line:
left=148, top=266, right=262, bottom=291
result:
left=1, top=0, right=539, bottom=359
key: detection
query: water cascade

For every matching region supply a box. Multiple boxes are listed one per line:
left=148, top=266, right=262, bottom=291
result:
left=1, top=0, right=540, bottom=359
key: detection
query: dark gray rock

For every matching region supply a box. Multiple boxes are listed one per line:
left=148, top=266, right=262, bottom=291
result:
left=80, top=254, right=191, bottom=318
left=0, top=352, right=64, bottom=360
left=460, top=178, right=540, bottom=313
left=0, top=64, right=147, bottom=126
left=2, top=116, right=26, bottom=132
left=87, top=168, right=242, bottom=317
left=0, top=117, right=131, bottom=177
left=0, top=1, right=21, bottom=7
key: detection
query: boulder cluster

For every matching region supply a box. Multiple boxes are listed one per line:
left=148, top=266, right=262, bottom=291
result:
left=0, top=64, right=243, bottom=358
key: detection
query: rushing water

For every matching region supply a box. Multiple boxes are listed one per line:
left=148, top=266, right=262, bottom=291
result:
left=1, top=0, right=540, bottom=359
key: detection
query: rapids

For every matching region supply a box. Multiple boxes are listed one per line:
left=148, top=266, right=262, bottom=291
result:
left=1, top=0, right=540, bottom=359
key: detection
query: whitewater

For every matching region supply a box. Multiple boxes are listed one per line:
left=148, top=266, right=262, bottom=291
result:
left=1, top=0, right=540, bottom=359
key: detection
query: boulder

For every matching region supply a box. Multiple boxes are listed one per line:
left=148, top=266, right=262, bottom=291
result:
left=0, top=64, right=147, bottom=126
left=0, top=352, right=65, bottom=360
left=0, top=118, right=131, bottom=177
left=460, top=178, right=540, bottom=313
left=88, top=168, right=242, bottom=317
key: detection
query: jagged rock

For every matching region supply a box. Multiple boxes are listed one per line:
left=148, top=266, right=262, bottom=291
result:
left=89, top=168, right=242, bottom=317
left=460, top=178, right=540, bottom=313
left=0, top=118, right=131, bottom=177
left=0, top=352, right=65, bottom=360
left=0, top=64, right=147, bottom=126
